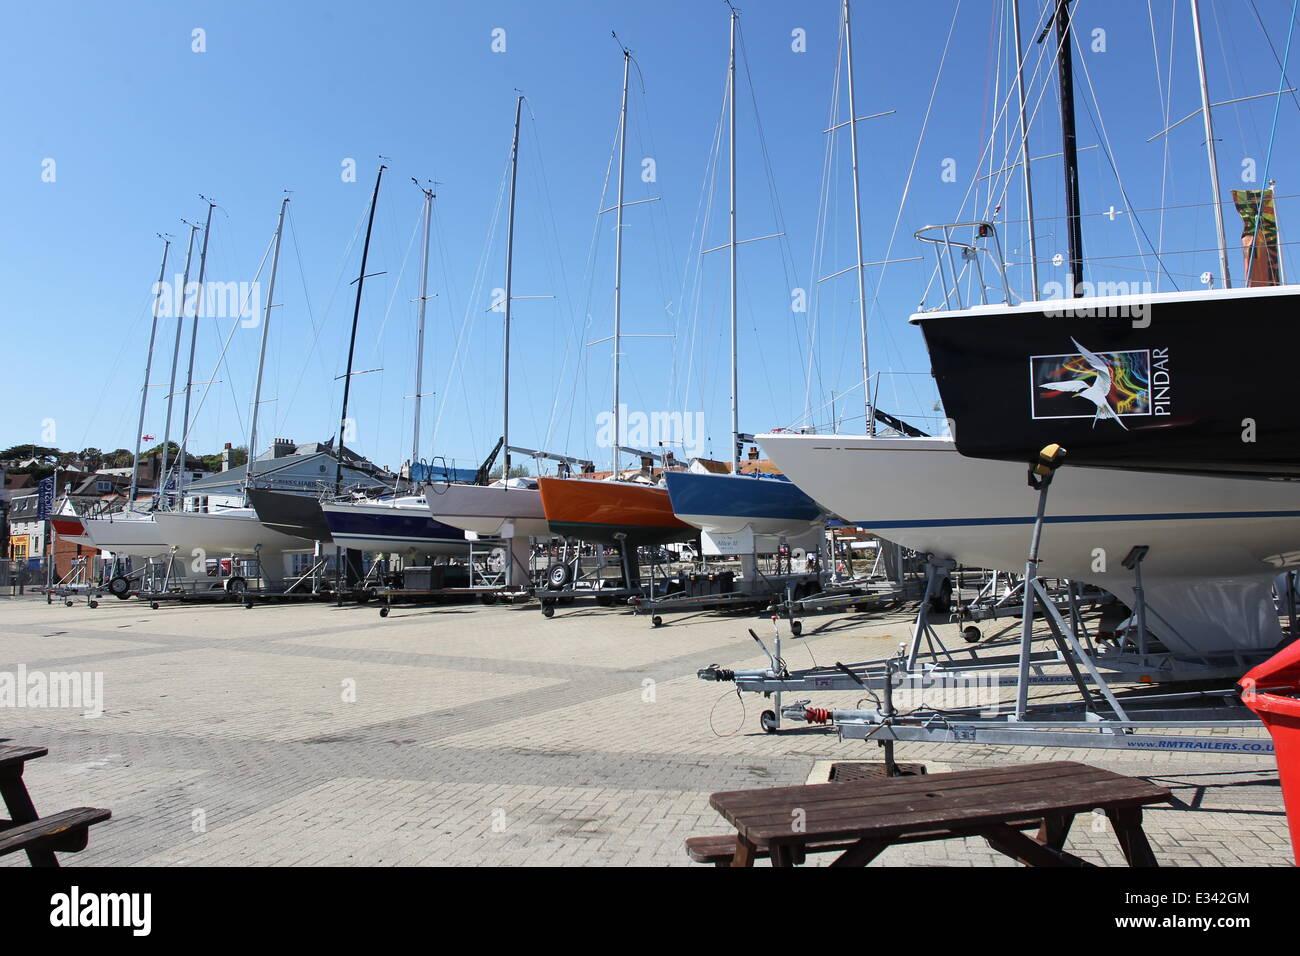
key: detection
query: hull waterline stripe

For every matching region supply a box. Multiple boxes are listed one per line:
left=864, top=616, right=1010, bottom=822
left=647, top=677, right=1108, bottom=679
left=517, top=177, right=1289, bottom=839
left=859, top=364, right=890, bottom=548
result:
left=858, top=509, right=1300, bottom=529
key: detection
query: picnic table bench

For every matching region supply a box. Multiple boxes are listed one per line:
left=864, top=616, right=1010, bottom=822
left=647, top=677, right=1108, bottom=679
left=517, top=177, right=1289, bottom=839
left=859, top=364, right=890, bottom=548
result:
left=0, top=744, right=111, bottom=867
left=688, top=761, right=1170, bottom=867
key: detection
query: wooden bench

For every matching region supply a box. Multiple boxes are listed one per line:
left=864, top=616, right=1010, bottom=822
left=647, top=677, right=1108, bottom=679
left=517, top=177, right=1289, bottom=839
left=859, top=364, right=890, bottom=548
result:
left=0, top=744, right=111, bottom=867
left=688, top=761, right=1171, bottom=867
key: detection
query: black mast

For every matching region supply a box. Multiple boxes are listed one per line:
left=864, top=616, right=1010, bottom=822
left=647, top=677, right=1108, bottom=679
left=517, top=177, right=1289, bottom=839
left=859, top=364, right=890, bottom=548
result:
left=335, top=164, right=387, bottom=491
left=1051, top=0, right=1084, bottom=294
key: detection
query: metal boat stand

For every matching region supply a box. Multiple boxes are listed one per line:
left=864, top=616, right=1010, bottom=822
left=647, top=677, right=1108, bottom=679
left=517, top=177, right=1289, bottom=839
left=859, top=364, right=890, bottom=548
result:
left=773, top=446, right=1273, bottom=755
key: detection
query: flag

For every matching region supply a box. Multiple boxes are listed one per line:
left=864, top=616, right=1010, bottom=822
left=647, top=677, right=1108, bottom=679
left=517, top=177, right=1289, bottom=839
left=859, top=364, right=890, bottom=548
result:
left=37, top=476, right=55, bottom=520
left=1231, top=189, right=1281, bottom=287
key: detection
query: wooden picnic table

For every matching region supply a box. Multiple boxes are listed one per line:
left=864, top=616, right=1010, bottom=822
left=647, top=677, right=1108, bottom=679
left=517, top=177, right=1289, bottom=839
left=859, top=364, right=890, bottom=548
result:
left=693, top=761, right=1170, bottom=867
left=0, top=744, right=110, bottom=867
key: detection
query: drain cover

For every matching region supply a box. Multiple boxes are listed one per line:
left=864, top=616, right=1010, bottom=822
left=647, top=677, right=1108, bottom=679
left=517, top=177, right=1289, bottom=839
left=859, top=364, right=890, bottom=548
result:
left=828, top=761, right=927, bottom=782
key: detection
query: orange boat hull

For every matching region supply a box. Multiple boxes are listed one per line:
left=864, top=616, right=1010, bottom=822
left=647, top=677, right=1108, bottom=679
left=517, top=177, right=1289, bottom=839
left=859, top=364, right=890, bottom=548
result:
left=537, top=477, right=695, bottom=546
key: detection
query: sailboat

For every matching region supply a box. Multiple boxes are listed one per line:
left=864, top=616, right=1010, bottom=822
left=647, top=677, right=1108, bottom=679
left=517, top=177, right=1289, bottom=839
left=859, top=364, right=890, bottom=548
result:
left=428, top=97, right=551, bottom=553
left=914, top=1, right=1300, bottom=479
left=760, top=0, right=1300, bottom=663
left=315, top=174, right=471, bottom=559
left=536, top=45, right=696, bottom=550
left=664, top=6, right=824, bottom=545
left=154, top=198, right=318, bottom=579
left=82, top=234, right=183, bottom=559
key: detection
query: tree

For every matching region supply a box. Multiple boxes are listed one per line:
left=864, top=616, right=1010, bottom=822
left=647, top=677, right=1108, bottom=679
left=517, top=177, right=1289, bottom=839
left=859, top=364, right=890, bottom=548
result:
left=489, top=463, right=532, bottom=479
left=0, top=444, right=59, bottom=463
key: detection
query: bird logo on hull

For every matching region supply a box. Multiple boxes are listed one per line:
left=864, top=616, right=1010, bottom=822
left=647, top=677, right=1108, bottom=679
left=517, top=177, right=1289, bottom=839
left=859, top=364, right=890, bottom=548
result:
left=1029, top=340, right=1152, bottom=427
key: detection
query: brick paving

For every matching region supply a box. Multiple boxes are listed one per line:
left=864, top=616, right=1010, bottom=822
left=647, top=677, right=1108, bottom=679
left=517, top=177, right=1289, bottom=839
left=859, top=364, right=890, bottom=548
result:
left=0, top=593, right=1288, bottom=866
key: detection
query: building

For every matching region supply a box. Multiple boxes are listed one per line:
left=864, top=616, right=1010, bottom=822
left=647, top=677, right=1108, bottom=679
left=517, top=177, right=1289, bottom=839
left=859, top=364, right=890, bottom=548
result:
left=179, top=438, right=392, bottom=511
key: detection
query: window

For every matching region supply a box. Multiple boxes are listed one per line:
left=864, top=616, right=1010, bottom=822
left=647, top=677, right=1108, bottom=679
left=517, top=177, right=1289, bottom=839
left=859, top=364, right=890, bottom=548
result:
left=96, top=481, right=112, bottom=492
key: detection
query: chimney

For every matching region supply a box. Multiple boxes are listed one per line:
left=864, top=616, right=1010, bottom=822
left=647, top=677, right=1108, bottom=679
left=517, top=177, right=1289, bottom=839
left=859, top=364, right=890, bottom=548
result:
left=272, top=438, right=295, bottom=459
left=747, top=446, right=760, bottom=461
left=221, top=443, right=232, bottom=472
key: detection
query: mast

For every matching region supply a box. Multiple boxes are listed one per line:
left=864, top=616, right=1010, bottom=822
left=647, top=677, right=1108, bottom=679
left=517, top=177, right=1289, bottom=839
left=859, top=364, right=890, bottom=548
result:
left=842, top=0, right=873, bottom=437
left=334, top=164, right=387, bottom=492
left=412, top=182, right=434, bottom=467
left=129, top=236, right=171, bottom=508
left=504, top=97, right=523, bottom=483
left=245, top=197, right=289, bottom=493
left=1190, top=0, right=1232, bottom=288
left=159, top=222, right=198, bottom=501
left=1012, top=0, right=1040, bottom=299
left=1052, top=0, right=1084, bottom=295
left=727, top=8, right=740, bottom=469
left=612, top=51, right=630, bottom=476
left=178, top=198, right=216, bottom=501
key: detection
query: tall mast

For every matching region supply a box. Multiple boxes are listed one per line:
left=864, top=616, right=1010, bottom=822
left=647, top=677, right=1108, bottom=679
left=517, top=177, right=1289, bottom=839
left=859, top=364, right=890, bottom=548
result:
left=1012, top=0, right=1040, bottom=299
left=612, top=51, right=630, bottom=476
left=334, top=164, right=387, bottom=492
left=178, top=198, right=216, bottom=501
left=842, top=0, right=873, bottom=437
left=129, top=235, right=171, bottom=507
left=159, top=222, right=198, bottom=500
left=1190, top=0, right=1232, bottom=288
left=1052, top=0, right=1084, bottom=294
left=411, top=182, right=434, bottom=467
left=727, top=8, right=740, bottom=469
left=504, top=97, right=523, bottom=482
left=245, top=197, right=289, bottom=492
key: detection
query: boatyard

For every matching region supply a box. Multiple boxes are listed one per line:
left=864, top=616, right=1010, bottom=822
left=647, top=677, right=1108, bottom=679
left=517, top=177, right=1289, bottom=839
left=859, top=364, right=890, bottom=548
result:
left=0, top=594, right=1286, bottom=867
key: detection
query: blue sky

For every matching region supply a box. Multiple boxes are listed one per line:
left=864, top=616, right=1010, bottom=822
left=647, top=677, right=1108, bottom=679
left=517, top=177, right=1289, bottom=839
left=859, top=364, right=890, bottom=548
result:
left=3, top=0, right=1298, bottom=473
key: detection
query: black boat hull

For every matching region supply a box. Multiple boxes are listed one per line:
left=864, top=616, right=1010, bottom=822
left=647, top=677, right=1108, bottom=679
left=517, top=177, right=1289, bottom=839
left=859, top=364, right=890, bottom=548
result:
left=912, top=286, right=1300, bottom=478
left=247, top=488, right=332, bottom=542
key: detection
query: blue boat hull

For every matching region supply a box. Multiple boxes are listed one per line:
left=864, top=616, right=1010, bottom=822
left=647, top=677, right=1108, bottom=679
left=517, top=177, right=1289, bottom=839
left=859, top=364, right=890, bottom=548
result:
left=320, top=500, right=470, bottom=556
left=663, top=471, right=823, bottom=538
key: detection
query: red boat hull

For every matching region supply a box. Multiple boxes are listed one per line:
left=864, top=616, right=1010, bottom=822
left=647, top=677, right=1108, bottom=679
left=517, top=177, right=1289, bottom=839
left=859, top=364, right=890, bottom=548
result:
left=537, top=477, right=695, bottom=546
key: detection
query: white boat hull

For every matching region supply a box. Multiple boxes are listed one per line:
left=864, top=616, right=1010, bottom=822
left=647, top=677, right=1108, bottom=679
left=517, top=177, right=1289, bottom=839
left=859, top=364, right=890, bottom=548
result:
left=82, top=513, right=175, bottom=558
left=759, top=433, right=1300, bottom=660
left=154, top=509, right=316, bottom=555
left=427, top=483, right=551, bottom=538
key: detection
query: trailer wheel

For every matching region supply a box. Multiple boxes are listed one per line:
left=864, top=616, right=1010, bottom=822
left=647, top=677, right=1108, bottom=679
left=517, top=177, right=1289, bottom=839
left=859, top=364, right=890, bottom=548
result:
left=790, top=620, right=803, bottom=637
left=760, top=710, right=779, bottom=734
left=929, top=578, right=953, bottom=614
left=108, top=575, right=132, bottom=599
left=542, top=603, right=555, bottom=618
left=88, top=600, right=99, bottom=609
left=963, top=625, right=982, bottom=644
left=545, top=564, right=571, bottom=591
left=64, top=599, right=74, bottom=607
left=651, top=615, right=663, bottom=628
left=480, top=593, right=496, bottom=605
left=149, top=601, right=159, bottom=610
left=243, top=599, right=254, bottom=609
left=379, top=606, right=390, bottom=618
left=225, top=576, right=248, bottom=595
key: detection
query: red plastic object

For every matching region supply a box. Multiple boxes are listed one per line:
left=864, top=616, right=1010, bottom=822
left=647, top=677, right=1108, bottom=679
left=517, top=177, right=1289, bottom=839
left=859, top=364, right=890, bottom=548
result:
left=1239, top=640, right=1300, bottom=865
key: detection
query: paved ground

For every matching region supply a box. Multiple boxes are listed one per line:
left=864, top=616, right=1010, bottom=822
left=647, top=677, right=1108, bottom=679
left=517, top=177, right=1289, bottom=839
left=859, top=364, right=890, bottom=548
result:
left=0, top=592, right=1288, bottom=866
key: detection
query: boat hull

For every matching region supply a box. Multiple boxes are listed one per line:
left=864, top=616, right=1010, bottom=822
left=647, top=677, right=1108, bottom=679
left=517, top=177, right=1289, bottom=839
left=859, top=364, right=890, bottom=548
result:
left=247, top=487, right=332, bottom=542
left=759, top=432, right=1300, bottom=660
left=319, top=498, right=470, bottom=556
left=911, top=285, right=1300, bottom=478
left=82, top=513, right=176, bottom=558
left=426, top=483, right=551, bottom=538
left=537, top=477, right=696, bottom=546
left=51, top=516, right=95, bottom=548
left=154, top=509, right=316, bottom=555
left=663, top=470, right=823, bottom=538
